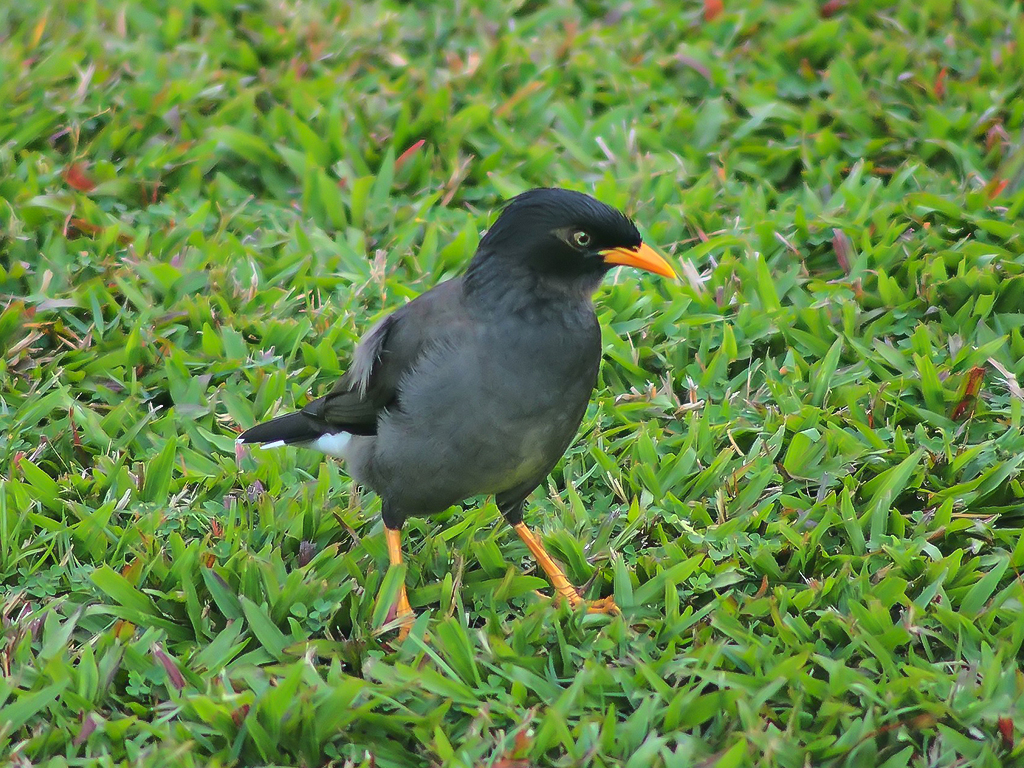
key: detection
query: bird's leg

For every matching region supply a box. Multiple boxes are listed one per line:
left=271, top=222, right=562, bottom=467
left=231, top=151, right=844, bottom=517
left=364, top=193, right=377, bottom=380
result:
left=512, top=522, right=619, bottom=615
left=384, top=526, right=415, bottom=639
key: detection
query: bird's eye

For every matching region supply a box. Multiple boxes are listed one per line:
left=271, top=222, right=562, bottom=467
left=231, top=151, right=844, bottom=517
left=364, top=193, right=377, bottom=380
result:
left=571, top=230, right=591, bottom=249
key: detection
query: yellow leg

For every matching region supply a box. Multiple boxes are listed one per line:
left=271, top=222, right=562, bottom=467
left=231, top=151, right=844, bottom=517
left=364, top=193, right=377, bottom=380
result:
left=385, top=528, right=415, bottom=639
left=513, top=523, right=619, bottom=615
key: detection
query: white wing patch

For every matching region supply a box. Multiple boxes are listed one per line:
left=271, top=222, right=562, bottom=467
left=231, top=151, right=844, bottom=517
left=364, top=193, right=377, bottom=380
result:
left=310, top=431, right=352, bottom=459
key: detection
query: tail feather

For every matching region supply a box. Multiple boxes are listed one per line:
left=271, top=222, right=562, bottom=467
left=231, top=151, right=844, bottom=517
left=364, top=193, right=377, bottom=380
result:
left=237, top=412, right=325, bottom=445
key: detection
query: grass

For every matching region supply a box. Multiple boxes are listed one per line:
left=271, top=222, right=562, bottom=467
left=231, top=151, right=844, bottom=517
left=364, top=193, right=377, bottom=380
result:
left=3, top=0, right=1024, bottom=765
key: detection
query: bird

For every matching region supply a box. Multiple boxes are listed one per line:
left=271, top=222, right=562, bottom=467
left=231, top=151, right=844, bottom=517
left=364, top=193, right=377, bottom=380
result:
left=237, top=188, right=675, bottom=640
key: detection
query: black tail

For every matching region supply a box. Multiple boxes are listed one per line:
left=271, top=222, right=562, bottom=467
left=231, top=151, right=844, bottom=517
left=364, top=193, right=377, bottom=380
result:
left=237, top=412, right=326, bottom=445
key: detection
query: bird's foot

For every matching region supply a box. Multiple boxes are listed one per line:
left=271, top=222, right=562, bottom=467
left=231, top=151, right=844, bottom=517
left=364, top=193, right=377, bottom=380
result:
left=585, top=595, right=620, bottom=615
left=385, top=583, right=415, bottom=641
left=382, top=528, right=415, bottom=641
left=535, top=587, right=620, bottom=615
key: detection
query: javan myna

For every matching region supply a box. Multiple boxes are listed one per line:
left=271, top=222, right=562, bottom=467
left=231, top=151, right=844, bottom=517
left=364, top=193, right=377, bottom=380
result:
left=238, top=188, right=675, bottom=638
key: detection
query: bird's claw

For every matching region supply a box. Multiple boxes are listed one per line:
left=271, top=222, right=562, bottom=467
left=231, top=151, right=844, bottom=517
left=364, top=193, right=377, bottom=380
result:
left=585, top=595, right=620, bottom=615
left=534, top=588, right=619, bottom=616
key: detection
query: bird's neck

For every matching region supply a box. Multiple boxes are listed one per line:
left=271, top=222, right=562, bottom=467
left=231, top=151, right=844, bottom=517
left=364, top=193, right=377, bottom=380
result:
left=462, top=260, right=600, bottom=322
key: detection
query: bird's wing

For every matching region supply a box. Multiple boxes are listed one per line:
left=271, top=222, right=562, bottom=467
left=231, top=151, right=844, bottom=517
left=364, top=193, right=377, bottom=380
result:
left=300, top=279, right=467, bottom=434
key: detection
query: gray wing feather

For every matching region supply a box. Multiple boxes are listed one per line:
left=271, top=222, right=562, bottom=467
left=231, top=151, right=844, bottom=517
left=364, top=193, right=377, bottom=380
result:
left=306, top=278, right=469, bottom=431
left=351, top=314, right=396, bottom=397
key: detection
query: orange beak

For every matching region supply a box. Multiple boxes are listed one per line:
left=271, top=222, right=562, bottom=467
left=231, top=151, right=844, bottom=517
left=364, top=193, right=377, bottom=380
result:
left=600, top=242, right=676, bottom=279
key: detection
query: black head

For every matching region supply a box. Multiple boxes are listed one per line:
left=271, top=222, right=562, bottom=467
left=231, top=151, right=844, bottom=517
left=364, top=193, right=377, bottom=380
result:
left=467, top=188, right=674, bottom=293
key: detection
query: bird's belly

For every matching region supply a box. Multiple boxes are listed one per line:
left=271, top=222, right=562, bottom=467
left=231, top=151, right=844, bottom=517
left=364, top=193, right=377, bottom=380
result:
left=369, top=342, right=596, bottom=513
left=465, top=405, right=578, bottom=489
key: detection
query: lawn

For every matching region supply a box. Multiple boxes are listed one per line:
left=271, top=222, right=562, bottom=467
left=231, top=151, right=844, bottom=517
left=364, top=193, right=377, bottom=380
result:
left=3, top=1, right=1024, bottom=766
